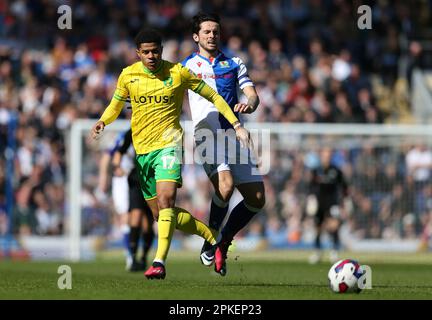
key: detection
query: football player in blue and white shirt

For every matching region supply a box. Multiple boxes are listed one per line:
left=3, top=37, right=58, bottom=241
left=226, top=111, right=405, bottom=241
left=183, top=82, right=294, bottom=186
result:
left=182, top=12, right=266, bottom=276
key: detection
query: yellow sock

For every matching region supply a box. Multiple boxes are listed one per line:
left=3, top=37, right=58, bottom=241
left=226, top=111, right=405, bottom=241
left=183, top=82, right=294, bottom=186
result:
left=154, top=208, right=177, bottom=263
left=175, top=207, right=218, bottom=245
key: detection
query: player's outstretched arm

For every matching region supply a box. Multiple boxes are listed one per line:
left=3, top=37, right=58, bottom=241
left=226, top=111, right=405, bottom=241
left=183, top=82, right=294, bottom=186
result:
left=234, top=86, right=260, bottom=114
left=233, top=122, right=253, bottom=149
left=198, top=84, right=252, bottom=149
left=95, top=94, right=126, bottom=132
left=182, top=65, right=252, bottom=148
left=91, top=120, right=105, bottom=140
left=92, top=71, right=128, bottom=139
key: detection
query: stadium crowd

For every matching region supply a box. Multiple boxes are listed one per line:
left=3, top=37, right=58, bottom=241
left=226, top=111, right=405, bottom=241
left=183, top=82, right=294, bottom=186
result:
left=1, top=0, right=432, bottom=248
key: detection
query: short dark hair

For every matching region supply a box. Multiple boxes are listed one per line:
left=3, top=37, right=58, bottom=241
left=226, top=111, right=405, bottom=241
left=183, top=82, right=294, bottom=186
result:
left=134, top=28, right=162, bottom=48
left=191, top=12, right=220, bottom=35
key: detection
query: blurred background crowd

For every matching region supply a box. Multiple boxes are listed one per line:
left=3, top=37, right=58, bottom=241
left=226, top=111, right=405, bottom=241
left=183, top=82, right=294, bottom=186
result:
left=1, top=0, right=432, bottom=249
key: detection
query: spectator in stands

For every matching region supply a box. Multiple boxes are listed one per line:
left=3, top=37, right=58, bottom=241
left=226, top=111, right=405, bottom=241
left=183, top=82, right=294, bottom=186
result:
left=0, top=0, right=430, bottom=245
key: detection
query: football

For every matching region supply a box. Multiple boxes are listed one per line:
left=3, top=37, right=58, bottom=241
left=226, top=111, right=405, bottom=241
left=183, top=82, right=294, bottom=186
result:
left=328, top=259, right=364, bottom=293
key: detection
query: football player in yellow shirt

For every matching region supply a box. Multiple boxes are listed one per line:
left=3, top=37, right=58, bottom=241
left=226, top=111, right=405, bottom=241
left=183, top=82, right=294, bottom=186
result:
left=91, top=28, right=251, bottom=279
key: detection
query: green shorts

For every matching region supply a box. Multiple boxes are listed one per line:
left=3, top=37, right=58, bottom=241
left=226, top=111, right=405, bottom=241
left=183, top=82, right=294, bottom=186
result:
left=135, top=147, right=182, bottom=200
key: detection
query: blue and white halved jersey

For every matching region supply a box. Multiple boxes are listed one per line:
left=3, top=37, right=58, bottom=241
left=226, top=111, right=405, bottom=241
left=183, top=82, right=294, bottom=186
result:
left=182, top=51, right=262, bottom=183
left=182, top=52, right=254, bottom=131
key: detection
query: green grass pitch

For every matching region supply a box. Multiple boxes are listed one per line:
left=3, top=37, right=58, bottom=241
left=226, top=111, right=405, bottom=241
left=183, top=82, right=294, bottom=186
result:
left=1, top=250, right=432, bottom=300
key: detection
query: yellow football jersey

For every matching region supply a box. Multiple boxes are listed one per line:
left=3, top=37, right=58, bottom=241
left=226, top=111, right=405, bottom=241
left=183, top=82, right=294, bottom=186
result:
left=99, top=60, right=238, bottom=154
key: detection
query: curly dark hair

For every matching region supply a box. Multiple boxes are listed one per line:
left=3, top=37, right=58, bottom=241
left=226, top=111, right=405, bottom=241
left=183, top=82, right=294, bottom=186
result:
left=191, top=12, right=221, bottom=35
left=134, top=28, right=162, bottom=49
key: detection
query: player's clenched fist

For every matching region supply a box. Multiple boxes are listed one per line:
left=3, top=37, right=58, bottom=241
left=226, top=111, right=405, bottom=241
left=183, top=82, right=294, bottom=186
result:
left=92, top=120, right=105, bottom=139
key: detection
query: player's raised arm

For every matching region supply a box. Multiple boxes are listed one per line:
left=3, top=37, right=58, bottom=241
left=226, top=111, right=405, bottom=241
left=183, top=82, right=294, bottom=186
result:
left=91, top=71, right=129, bottom=139
left=180, top=65, right=251, bottom=148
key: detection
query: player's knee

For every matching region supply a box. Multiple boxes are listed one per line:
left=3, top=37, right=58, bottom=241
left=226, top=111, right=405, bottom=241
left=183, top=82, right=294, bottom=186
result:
left=218, top=181, right=234, bottom=202
left=157, top=196, right=175, bottom=210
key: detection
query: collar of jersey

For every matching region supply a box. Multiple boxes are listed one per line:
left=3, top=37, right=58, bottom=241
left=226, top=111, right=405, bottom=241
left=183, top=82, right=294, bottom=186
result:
left=196, top=51, right=224, bottom=65
left=142, top=60, right=164, bottom=75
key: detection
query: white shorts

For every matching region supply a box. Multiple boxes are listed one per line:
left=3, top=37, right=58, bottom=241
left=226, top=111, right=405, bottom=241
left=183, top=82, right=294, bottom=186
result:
left=195, top=129, right=263, bottom=186
left=111, top=175, right=129, bottom=214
